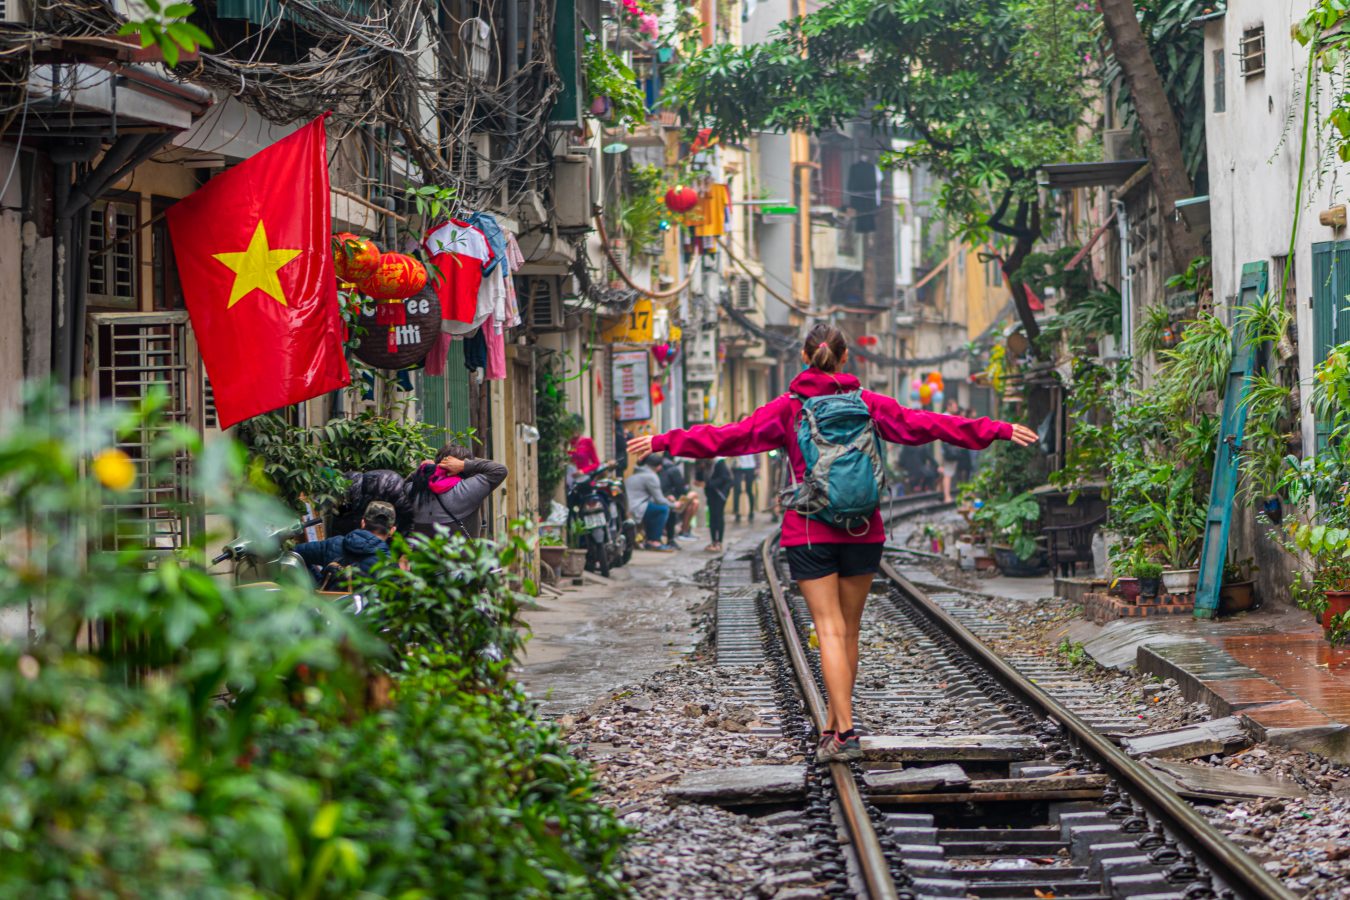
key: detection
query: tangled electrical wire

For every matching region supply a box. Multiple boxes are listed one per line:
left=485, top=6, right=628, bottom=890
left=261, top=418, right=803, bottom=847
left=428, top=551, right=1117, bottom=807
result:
left=1, top=0, right=564, bottom=214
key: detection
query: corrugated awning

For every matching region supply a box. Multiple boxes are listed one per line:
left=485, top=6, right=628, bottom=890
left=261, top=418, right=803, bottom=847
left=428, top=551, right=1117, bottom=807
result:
left=1041, top=160, right=1148, bottom=189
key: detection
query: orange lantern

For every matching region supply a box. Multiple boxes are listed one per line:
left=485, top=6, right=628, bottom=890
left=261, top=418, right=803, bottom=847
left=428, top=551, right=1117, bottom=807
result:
left=664, top=185, right=699, bottom=213
left=332, top=232, right=380, bottom=283
left=358, top=252, right=428, bottom=300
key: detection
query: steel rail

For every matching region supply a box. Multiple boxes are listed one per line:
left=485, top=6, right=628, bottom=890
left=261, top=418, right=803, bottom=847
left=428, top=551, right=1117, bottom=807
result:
left=880, top=559, right=1296, bottom=900
left=760, top=535, right=900, bottom=900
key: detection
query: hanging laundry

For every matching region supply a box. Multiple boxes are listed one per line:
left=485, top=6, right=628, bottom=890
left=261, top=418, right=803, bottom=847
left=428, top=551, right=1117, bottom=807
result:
left=423, top=219, right=494, bottom=323
left=502, top=232, right=525, bottom=328
left=424, top=331, right=453, bottom=376
left=485, top=322, right=506, bottom=381
left=466, top=211, right=508, bottom=276
left=463, top=327, right=488, bottom=371
left=693, top=183, right=729, bottom=238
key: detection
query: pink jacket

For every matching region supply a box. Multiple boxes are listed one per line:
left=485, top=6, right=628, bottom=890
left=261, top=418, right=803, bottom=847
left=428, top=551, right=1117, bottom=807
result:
left=651, top=368, right=1012, bottom=547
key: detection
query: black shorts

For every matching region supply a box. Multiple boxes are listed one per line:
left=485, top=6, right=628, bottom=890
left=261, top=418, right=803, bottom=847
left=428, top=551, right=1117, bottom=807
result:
left=784, top=542, right=885, bottom=581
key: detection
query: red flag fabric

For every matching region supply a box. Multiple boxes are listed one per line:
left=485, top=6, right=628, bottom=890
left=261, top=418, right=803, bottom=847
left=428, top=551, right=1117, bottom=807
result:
left=167, top=114, right=349, bottom=429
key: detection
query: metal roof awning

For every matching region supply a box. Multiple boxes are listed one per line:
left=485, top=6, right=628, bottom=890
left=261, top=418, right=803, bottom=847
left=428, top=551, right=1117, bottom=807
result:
left=1040, top=160, right=1148, bottom=189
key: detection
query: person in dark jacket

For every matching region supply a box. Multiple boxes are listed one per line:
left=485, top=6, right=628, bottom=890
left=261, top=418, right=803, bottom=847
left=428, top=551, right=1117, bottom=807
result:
left=331, top=469, right=413, bottom=535
left=659, top=455, right=701, bottom=543
left=407, top=442, right=508, bottom=539
left=295, top=501, right=394, bottom=587
left=695, top=457, right=733, bottom=553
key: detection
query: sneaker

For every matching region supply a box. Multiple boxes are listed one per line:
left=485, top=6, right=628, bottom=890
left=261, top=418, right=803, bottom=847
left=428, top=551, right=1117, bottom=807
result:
left=661, top=542, right=681, bottom=551
left=815, top=732, right=862, bottom=763
left=676, top=532, right=698, bottom=542
left=643, top=541, right=665, bottom=551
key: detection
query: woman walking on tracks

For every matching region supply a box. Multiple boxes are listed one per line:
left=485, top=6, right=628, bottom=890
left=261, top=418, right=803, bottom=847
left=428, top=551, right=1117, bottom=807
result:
left=628, top=324, right=1036, bottom=762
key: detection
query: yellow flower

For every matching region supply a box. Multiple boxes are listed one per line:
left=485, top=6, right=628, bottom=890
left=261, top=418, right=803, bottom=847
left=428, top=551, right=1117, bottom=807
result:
left=92, top=448, right=135, bottom=491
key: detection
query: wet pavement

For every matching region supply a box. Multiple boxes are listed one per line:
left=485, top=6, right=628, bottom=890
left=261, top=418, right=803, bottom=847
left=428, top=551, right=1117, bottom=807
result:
left=1071, top=602, right=1350, bottom=757
left=517, top=521, right=772, bottom=715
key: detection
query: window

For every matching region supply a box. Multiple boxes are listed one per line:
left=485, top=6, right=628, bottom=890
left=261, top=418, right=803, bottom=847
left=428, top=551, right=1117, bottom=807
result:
left=88, top=199, right=138, bottom=309
left=1212, top=48, right=1226, bottom=112
left=1311, top=242, right=1350, bottom=448
left=152, top=197, right=184, bottom=310
left=1240, top=26, right=1265, bottom=78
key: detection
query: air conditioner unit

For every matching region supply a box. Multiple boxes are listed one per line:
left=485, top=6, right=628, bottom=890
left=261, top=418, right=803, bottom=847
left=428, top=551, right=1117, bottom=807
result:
left=553, top=157, right=592, bottom=231
left=516, top=190, right=549, bottom=228
left=731, top=276, right=756, bottom=311
left=0, top=0, right=31, bottom=22
left=1103, top=128, right=1141, bottom=162
left=451, top=133, right=492, bottom=184
left=525, top=276, right=564, bottom=331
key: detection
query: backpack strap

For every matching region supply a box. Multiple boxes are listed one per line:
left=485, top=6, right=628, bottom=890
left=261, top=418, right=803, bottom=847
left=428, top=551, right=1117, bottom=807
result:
left=433, top=491, right=473, bottom=538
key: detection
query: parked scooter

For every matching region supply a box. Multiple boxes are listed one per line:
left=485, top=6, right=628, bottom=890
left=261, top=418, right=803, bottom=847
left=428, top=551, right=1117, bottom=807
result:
left=595, top=466, right=638, bottom=566
left=566, top=462, right=633, bottom=577
left=212, top=517, right=364, bottom=613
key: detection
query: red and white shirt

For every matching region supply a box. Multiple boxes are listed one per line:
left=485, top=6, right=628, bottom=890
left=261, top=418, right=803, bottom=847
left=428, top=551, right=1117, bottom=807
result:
left=423, top=220, right=494, bottom=324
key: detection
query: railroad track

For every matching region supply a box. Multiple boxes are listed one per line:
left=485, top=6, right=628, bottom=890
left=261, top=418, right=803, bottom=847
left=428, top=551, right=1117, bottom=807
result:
left=749, top=502, right=1293, bottom=900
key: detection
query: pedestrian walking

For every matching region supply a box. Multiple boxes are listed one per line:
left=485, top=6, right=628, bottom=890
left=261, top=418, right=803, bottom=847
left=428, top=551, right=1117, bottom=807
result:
left=625, top=454, right=675, bottom=551
left=407, top=442, right=508, bottom=540
left=731, top=453, right=758, bottom=522
left=695, top=457, right=733, bottom=552
left=628, top=323, right=1036, bottom=762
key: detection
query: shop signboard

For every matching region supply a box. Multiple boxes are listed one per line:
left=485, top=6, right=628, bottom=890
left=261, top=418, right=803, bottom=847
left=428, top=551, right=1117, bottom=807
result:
left=601, top=298, right=654, bottom=344
left=612, top=349, right=652, bottom=422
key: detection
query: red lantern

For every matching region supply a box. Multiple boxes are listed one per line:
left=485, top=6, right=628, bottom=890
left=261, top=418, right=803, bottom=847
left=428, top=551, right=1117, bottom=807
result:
left=664, top=185, right=699, bottom=214
left=332, top=232, right=380, bottom=284
left=358, top=252, right=428, bottom=300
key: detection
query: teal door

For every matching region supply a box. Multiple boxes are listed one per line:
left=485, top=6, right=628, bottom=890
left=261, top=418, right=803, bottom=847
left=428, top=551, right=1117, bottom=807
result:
left=1194, top=261, right=1267, bottom=619
left=1312, top=241, right=1350, bottom=450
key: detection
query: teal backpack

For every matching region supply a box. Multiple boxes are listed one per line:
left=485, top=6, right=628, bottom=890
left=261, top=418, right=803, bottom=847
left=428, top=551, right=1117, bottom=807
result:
left=784, top=391, right=886, bottom=532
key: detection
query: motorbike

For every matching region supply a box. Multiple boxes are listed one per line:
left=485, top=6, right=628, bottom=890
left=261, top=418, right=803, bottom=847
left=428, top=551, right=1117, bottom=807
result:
left=566, top=461, right=635, bottom=576
left=212, top=517, right=364, bottom=613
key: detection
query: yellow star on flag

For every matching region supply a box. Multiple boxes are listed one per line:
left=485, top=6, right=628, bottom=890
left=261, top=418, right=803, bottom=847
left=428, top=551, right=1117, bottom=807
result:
left=212, top=221, right=302, bottom=308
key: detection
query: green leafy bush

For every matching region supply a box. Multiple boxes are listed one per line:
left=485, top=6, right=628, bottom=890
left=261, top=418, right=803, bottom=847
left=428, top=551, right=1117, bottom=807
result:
left=0, top=387, right=625, bottom=898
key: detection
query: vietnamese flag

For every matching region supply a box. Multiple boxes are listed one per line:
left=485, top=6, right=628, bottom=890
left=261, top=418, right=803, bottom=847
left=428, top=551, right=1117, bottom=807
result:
left=167, top=114, right=349, bottom=429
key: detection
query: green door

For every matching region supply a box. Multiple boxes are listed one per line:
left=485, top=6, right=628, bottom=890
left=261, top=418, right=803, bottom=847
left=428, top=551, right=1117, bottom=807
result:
left=417, top=341, right=470, bottom=446
left=1312, top=241, right=1350, bottom=449
left=1194, top=261, right=1267, bottom=619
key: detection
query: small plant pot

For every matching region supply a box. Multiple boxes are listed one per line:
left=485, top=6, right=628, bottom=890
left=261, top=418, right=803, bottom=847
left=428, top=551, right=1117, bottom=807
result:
left=1162, top=567, right=1200, bottom=595
left=1114, top=576, right=1140, bottom=602
left=1324, top=590, right=1350, bottom=636
left=561, top=548, right=588, bottom=578
left=992, top=546, right=1049, bottom=577
left=1219, top=580, right=1257, bottom=614
left=539, top=544, right=565, bottom=574
left=1138, top=576, right=1162, bottom=599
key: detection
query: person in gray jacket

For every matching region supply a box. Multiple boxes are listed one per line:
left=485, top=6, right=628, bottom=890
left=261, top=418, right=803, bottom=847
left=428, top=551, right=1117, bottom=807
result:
left=624, top=453, right=674, bottom=550
left=407, top=442, right=508, bottom=540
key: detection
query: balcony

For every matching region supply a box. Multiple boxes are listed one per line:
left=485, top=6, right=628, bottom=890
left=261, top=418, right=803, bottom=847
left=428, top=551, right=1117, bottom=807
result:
left=811, top=223, right=863, bottom=272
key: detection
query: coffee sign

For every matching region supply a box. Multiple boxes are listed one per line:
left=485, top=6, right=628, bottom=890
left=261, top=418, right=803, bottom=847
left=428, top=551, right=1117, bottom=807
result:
left=352, top=286, right=441, bottom=369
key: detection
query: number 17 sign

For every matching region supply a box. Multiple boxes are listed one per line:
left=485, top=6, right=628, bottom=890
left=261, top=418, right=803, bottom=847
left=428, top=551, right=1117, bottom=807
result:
left=601, top=299, right=654, bottom=344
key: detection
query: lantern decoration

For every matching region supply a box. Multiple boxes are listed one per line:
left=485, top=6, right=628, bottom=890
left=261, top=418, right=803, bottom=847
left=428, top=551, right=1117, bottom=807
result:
left=652, top=343, right=671, bottom=365
left=359, top=252, right=428, bottom=301
left=651, top=381, right=665, bottom=404
left=332, top=232, right=380, bottom=284
left=664, top=185, right=699, bottom=214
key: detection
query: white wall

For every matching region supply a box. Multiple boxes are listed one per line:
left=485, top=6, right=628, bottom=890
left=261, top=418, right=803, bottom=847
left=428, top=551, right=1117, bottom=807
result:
left=1205, top=2, right=1340, bottom=454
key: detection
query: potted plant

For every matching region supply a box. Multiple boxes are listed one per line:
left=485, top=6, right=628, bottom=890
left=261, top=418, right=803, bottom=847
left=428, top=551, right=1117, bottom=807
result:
left=979, top=491, right=1047, bottom=577
left=1218, top=556, right=1258, bottom=614
left=538, top=532, right=566, bottom=577
left=1134, top=559, right=1163, bottom=600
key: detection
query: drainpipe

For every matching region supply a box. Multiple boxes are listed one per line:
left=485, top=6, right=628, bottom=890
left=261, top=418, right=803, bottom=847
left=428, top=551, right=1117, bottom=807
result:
left=1113, top=198, right=1132, bottom=365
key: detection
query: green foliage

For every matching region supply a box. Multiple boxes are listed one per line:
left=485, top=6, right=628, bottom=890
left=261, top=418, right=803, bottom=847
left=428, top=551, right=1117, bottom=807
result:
left=1057, top=638, right=1088, bottom=667
left=117, top=0, right=213, bottom=68
left=1297, top=3, right=1350, bottom=162
left=0, top=387, right=626, bottom=897
left=974, top=490, right=1042, bottom=561
left=618, top=165, right=667, bottom=255
left=584, top=39, right=648, bottom=129
left=1327, top=610, right=1350, bottom=646
left=1136, top=304, right=1174, bottom=357
left=1102, top=1, right=1210, bottom=181
left=1154, top=312, right=1232, bottom=412
left=1040, top=286, right=1123, bottom=348
left=536, top=357, right=578, bottom=505
left=667, top=0, right=1096, bottom=244
left=237, top=410, right=437, bottom=514
left=359, top=530, right=532, bottom=681
left=1132, top=560, right=1164, bottom=580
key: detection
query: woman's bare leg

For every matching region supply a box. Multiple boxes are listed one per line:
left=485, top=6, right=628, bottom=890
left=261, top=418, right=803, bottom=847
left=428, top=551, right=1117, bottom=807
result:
left=838, top=573, right=876, bottom=716
left=799, top=573, right=855, bottom=733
